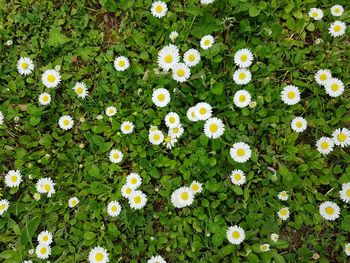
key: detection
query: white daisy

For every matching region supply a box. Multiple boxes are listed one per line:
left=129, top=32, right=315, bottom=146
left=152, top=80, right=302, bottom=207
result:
left=233, top=68, right=251, bottom=85
left=339, top=183, right=350, bottom=203
left=164, top=112, right=180, bottom=128
left=319, top=201, right=340, bottom=221
left=270, top=233, right=279, bottom=243
left=183, top=49, right=201, bottom=67
left=345, top=243, right=350, bottom=256
left=203, top=117, right=224, bottom=139
left=68, top=197, right=79, bottom=208
left=5, top=170, right=22, bottom=188
left=331, top=5, right=344, bottom=17
left=234, top=48, right=254, bottom=68
left=230, top=142, right=252, bottom=163
left=151, top=1, right=167, bottom=18
left=195, top=102, right=212, bottom=121
left=0, top=111, right=3, bottom=125
left=329, top=21, right=346, bottom=37
left=308, top=8, right=323, bottom=20
left=129, top=190, right=147, bottom=209
left=114, top=56, right=129, bottom=71
left=260, top=244, right=270, bottom=252
left=88, top=247, right=109, bottom=263
left=291, top=117, right=307, bottom=133
left=121, top=121, right=134, bottom=134
left=109, top=149, right=123, bottom=164
left=200, top=0, right=215, bottom=4
left=0, top=199, right=10, bottom=216
left=281, top=85, right=300, bottom=105
left=121, top=184, right=134, bottom=199
left=169, top=125, right=184, bottom=139
left=226, top=225, right=245, bottom=245
left=157, top=44, right=180, bottom=71
left=171, top=187, right=194, bottom=208
left=332, top=128, right=350, bottom=147
left=17, top=57, right=34, bottom=75
left=36, top=177, right=56, bottom=198
left=38, top=92, right=51, bottom=106
left=325, top=78, right=344, bottom=97
left=126, top=173, right=142, bottom=189
left=73, top=82, right=88, bottom=99
left=41, top=69, right=61, bottom=88
left=187, top=106, right=199, bottom=122
left=37, top=230, right=53, bottom=245
left=58, top=115, right=74, bottom=130
left=169, top=31, right=178, bottom=42
left=152, top=88, right=170, bottom=107
left=35, top=243, right=51, bottom=259
left=277, top=207, right=290, bottom=221
left=22, top=261, right=33, bottom=263
left=149, top=130, right=164, bottom=145
left=163, top=135, right=177, bottom=149
left=147, top=255, right=166, bottom=263
left=230, top=169, right=246, bottom=186
left=33, top=193, right=41, bottom=201
left=172, top=63, right=191, bottom=82
left=105, top=106, right=117, bottom=117
left=314, top=69, right=332, bottom=86
left=278, top=191, right=289, bottom=201
left=200, top=35, right=214, bottom=50
left=107, top=201, right=122, bottom=217
left=316, top=137, right=334, bottom=155
left=190, top=181, right=203, bottom=194
left=233, top=89, right=251, bottom=108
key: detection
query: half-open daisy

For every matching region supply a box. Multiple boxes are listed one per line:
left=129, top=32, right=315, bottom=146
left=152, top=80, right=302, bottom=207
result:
left=260, top=244, right=270, bottom=252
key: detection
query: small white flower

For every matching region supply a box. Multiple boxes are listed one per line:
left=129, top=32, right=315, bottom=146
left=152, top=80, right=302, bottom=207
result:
left=339, top=183, right=350, bottom=203
left=17, top=57, right=34, bottom=75
left=152, top=88, right=170, bottom=107
left=195, top=102, right=212, bottom=121
left=35, top=243, right=51, bottom=259
left=0, top=199, right=10, bottom=216
left=234, top=48, right=254, bottom=68
left=68, top=197, right=79, bottom=208
left=121, top=121, right=134, bottom=134
left=200, top=0, right=215, bottom=4
left=107, top=201, right=122, bottom=217
left=36, top=178, right=55, bottom=198
left=105, top=106, right=117, bottom=117
left=169, top=31, right=178, bottom=42
left=163, top=135, right=177, bottom=149
left=129, top=190, right=147, bottom=209
left=281, top=85, right=300, bottom=105
left=332, top=128, right=350, bottom=147
left=5, top=170, right=22, bottom=188
left=316, top=137, right=334, bottom=155
left=187, top=106, right=199, bottom=122
left=260, top=244, right=270, bottom=252
left=190, top=181, right=203, bottom=194
left=314, top=69, right=332, bottom=86
left=226, top=225, right=245, bottom=245
left=171, top=187, right=194, bottom=208
left=308, top=8, right=323, bottom=20
left=88, top=247, right=109, bottom=263
left=37, top=230, right=53, bottom=245
left=114, top=56, right=129, bottom=71
left=5, top=40, right=13, bottom=46
left=234, top=89, right=251, bottom=108
left=278, top=191, right=289, bottom=201
left=345, top=243, right=350, bottom=256
left=126, top=173, right=142, bottom=189
left=230, top=142, right=252, bottom=163
left=58, top=115, right=74, bottom=130
left=0, top=111, right=4, bottom=125
left=183, top=48, right=201, bottom=67
left=147, top=255, right=166, bottom=263
left=203, top=117, right=224, bottom=139
left=330, top=5, right=344, bottom=17
left=233, top=68, right=251, bottom=85
left=157, top=44, right=180, bottom=71
left=271, top=233, right=279, bottom=243
left=325, top=78, right=344, bottom=97
left=200, top=35, right=214, bottom=50
left=230, top=169, right=246, bottom=186
left=39, top=92, right=51, bottom=106
left=172, top=63, right=191, bottom=82
left=165, top=112, right=180, bottom=128
left=41, top=69, right=61, bottom=88
left=291, top=117, right=307, bottom=133
left=149, top=130, right=164, bottom=145
left=319, top=201, right=340, bottom=221
left=151, top=1, right=168, bottom=18
left=277, top=207, right=290, bottom=221
left=329, top=21, right=346, bottom=37
left=109, top=149, right=123, bottom=164
left=73, top=82, right=89, bottom=99
left=168, top=125, right=184, bottom=139
left=121, top=184, right=134, bottom=199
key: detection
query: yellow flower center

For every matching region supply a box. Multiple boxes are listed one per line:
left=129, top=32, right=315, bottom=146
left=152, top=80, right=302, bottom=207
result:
left=334, top=8, right=340, bottom=13
left=209, top=124, right=218, bottom=133
left=95, top=252, right=104, bottom=261
left=126, top=188, right=132, bottom=194
left=234, top=173, right=241, bottom=181
left=232, top=231, right=240, bottom=239
left=240, top=54, right=247, bottom=62
left=296, top=121, right=302, bottom=128
left=320, top=141, right=329, bottom=150
left=346, top=189, right=350, bottom=198
left=177, top=69, right=185, bottom=77
left=337, top=133, right=347, bottom=142
left=237, top=148, right=245, bottom=157
left=199, top=107, right=207, bottom=115
left=169, top=116, right=176, bottom=123
left=11, top=175, right=17, bottom=182
left=155, top=5, right=163, bottom=13
left=287, top=91, right=295, bottom=99
left=47, top=74, right=56, bottom=83
left=173, top=127, right=179, bottom=133
left=22, top=62, right=29, bottom=69
left=44, top=184, right=51, bottom=192
left=331, top=84, right=339, bottom=91
left=280, top=209, right=288, bottom=216
left=118, top=60, right=125, bottom=67
left=320, top=74, right=327, bottom=81
left=109, top=109, right=114, bottom=114
left=238, top=73, right=246, bottom=80
left=124, top=124, right=130, bottom=131
left=192, top=184, right=199, bottom=191
left=312, top=12, right=318, bottom=17
left=164, top=136, right=171, bottom=143
left=63, top=119, right=70, bottom=126
left=262, top=245, right=268, bottom=250
left=43, top=95, right=49, bottom=102
left=239, top=95, right=246, bottom=102
left=157, top=94, right=165, bottom=101
left=164, top=54, right=173, bottom=63
left=40, top=247, right=47, bottom=254
left=325, top=206, right=334, bottom=215
left=334, top=25, right=341, bottom=32
left=111, top=205, right=117, bottom=212
left=113, top=153, right=119, bottom=159
left=76, top=87, right=83, bottom=94
left=134, top=196, right=142, bottom=204
left=0, top=204, right=6, bottom=210
left=181, top=192, right=189, bottom=200
left=43, top=235, right=48, bottom=241
left=130, top=178, right=137, bottom=185
left=188, top=54, right=195, bottom=62
left=71, top=200, right=77, bottom=206
left=153, top=134, right=160, bottom=141
left=204, top=39, right=210, bottom=46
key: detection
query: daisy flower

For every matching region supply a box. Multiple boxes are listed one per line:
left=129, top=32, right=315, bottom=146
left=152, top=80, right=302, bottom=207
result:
left=316, top=137, right=334, bottom=155
left=165, top=112, right=180, bottom=128
left=0, top=111, right=3, bottom=125
left=34, top=193, right=41, bottom=201
left=230, top=142, right=252, bottom=163
left=169, top=125, right=184, bottom=138
left=260, top=244, right=270, bottom=252
left=204, top=117, right=224, bottom=139
left=73, top=82, right=88, bottom=99
left=195, top=102, right=212, bottom=121
left=107, top=201, right=122, bottom=217
left=291, top=117, right=307, bottom=133
left=277, top=207, right=290, bottom=221
left=234, top=89, right=251, bottom=108
left=41, top=69, right=61, bottom=88
left=121, top=121, right=134, bottom=134
left=163, top=135, right=177, bottom=149
left=169, top=31, right=178, bottom=42
left=200, top=35, right=214, bottom=50
left=308, top=8, right=323, bottom=20
left=319, top=201, right=340, bottom=221
left=314, top=69, right=332, bottom=86
left=230, top=169, right=246, bottom=186
left=36, top=177, right=56, bottom=197
left=331, top=5, right=344, bottom=17
left=88, top=247, right=109, bottom=263
left=187, top=106, right=199, bottom=122
left=345, top=243, right=350, bottom=256
left=17, top=57, right=34, bottom=75
left=147, top=255, right=166, bottom=263
left=58, top=115, right=74, bottom=130
left=37, top=230, right=53, bottom=245
left=172, top=63, right=191, bottom=82
left=183, top=49, right=201, bottom=67
left=23, top=261, right=33, bottom=263
left=0, top=199, right=10, bottom=216
left=151, top=1, right=167, bottom=18
left=129, top=190, right=147, bottom=209
left=126, top=173, right=142, bottom=189
left=152, top=88, right=170, bottom=107
left=38, top=92, right=51, bottom=106
left=339, top=183, right=350, bottom=203
left=35, top=243, right=51, bottom=259
left=200, top=0, right=215, bottom=4
left=5, top=170, right=22, bottom=188
left=234, top=48, right=254, bottom=68
left=114, top=56, right=129, bottom=71
left=190, top=181, right=203, bottom=194
left=281, top=85, right=300, bottom=105
left=105, top=106, right=117, bottom=117
left=332, top=128, right=350, bottom=147
left=121, top=184, right=134, bottom=199
left=149, top=130, right=164, bottom=145
left=68, top=197, right=79, bottom=208
left=157, top=44, right=180, bottom=71
left=329, top=21, right=346, bottom=37
left=325, top=78, right=344, bottom=97
left=109, top=149, right=123, bottom=164
left=171, top=187, right=194, bottom=208
left=233, top=68, right=251, bottom=85
left=271, top=233, right=279, bottom=242
left=278, top=191, right=288, bottom=201
left=226, top=225, right=245, bottom=245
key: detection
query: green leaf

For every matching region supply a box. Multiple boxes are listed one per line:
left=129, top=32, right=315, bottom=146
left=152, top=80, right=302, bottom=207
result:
left=20, top=216, right=41, bottom=245
left=46, top=26, right=71, bottom=47
left=249, top=6, right=260, bottom=17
